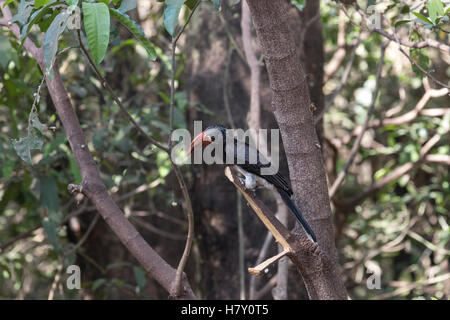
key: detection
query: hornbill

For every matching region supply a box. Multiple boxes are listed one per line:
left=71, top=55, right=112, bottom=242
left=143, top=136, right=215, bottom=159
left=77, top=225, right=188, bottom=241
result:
left=188, top=125, right=317, bottom=242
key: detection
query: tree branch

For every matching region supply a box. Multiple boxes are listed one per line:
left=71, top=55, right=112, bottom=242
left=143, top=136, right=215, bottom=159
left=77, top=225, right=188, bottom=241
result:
left=167, top=1, right=201, bottom=297
left=1, top=0, right=196, bottom=299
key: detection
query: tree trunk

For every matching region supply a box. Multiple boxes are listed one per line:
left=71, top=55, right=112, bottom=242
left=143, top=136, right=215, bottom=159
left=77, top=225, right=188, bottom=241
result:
left=245, top=0, right=348, bottom=299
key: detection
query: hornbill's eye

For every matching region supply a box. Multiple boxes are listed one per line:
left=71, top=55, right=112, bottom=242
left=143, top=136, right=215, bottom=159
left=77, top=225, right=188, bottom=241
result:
left=210, top=136, right=216, bottom=142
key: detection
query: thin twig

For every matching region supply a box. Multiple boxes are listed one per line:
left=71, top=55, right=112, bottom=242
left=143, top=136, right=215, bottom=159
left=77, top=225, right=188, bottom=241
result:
left=350, top=4, right=450, bottom=89
left=329, top=44, right=387, bottom=198
left=382, top=16, right=450, bottom=90
left=168, top=0, right=201, bottom=298
left=173, top=0, right=201, bottom=44
left=219, top=13, right=247, bottom=63
left=169, top=37, right=176, bottom=149
left=131, top=216, right=186, bottom=241
left=48, top=263, right=64, bottom=300
left=348, top=2, right=450, bottom=54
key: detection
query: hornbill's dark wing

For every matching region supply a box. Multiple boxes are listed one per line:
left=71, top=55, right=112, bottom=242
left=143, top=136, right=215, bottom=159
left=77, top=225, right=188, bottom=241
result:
left=229, top=138, right=293, bottom=195
left=227, top=136, right=316, bottom=242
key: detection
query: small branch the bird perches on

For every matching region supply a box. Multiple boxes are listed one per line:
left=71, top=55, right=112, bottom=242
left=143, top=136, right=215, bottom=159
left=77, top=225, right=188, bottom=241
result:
left=225, top=166, right=319, bottom=277
left=225, top=166, right=293, bottom=250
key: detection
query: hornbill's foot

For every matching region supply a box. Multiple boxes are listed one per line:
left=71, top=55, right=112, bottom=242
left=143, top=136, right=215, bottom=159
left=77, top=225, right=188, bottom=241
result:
left=237, top=175, right=257, bottom=197
left=235, top=166, right=257, bottom=191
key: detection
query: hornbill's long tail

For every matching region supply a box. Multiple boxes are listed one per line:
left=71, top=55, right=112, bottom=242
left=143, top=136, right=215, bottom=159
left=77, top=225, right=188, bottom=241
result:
left=277, top=188, right=317, bottom=243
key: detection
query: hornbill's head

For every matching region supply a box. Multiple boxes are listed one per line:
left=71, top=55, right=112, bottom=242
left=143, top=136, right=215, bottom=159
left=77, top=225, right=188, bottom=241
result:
left=188, top=125, right=227, bottom=155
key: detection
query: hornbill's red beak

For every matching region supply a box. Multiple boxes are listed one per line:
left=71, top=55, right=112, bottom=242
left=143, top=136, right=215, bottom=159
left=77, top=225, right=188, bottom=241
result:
left=187, top=131, right=212, bottom=155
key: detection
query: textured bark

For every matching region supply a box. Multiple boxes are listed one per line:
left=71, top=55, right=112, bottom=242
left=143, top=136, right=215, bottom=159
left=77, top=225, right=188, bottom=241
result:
left=246, top=0, right=347, bottom=299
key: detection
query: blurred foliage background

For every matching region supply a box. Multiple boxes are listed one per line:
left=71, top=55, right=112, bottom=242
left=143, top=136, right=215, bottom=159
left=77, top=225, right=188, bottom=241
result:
left=0, top=0, right=449, bottom=299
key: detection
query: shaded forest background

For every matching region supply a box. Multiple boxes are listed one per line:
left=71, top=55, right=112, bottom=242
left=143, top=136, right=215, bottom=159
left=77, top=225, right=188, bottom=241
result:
left=0, top=0, right=449, bottom=299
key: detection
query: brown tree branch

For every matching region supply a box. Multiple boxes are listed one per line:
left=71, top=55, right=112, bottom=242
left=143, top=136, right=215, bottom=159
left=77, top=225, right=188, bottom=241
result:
left=77, top=24, right=196, bottom=297
left=1, top=1, right=196, bottom=299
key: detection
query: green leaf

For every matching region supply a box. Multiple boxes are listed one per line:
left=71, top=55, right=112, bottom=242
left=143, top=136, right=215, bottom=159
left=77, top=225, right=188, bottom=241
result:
left=428, top=0, right=444, bottom=24
left=12, top=134, right=44, bottom=164
left=133, top=266, right=147, bottom=289
left=394, top=20, right=410, bottom=28
left=82, top=2, right=110, bottom=65
left=92, top=278, right=107, bottom=291
left=3, top=0, right=17, bottom=8
left=118, top=0, right=136, bottom=12
left=65, top=0, right=79, bottom=5
left=42, top=217, right=61, bottom=252
left=37, top=9, right=59, bottom=32
left=410, top=48, right=430, bottom=78
left=184, top=0, right=197, bottom=10
left=109, top=8, right=156, bottom=60
left=20, top=1, right=64, bottom=50
left=163, top=0, right=185, bottom=36
left=40, top=177, right=60, bottom=212
left=400, top=5, right=410, bottom=14
left=411, top=11, right=433, bottom=25
left=0, top=34, right=19, bottom=69
left=43, top=12, right=70, bottom=74
left=1, top=160, right=15, bottom=180
left=11, top=0, right=34, bottom=25
left=30, top=112, right=46, bottom=134
left=35, top=0, right=50, bottom=8
left=445, top=5, right=450, bottom=15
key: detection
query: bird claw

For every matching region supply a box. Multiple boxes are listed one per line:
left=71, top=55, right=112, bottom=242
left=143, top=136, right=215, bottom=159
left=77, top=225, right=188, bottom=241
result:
left=237, top=176, right=257, bottom=196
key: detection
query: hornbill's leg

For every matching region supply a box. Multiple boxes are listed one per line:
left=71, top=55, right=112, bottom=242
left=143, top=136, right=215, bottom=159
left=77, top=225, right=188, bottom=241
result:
left=235, top=166, right=257, bottom=192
